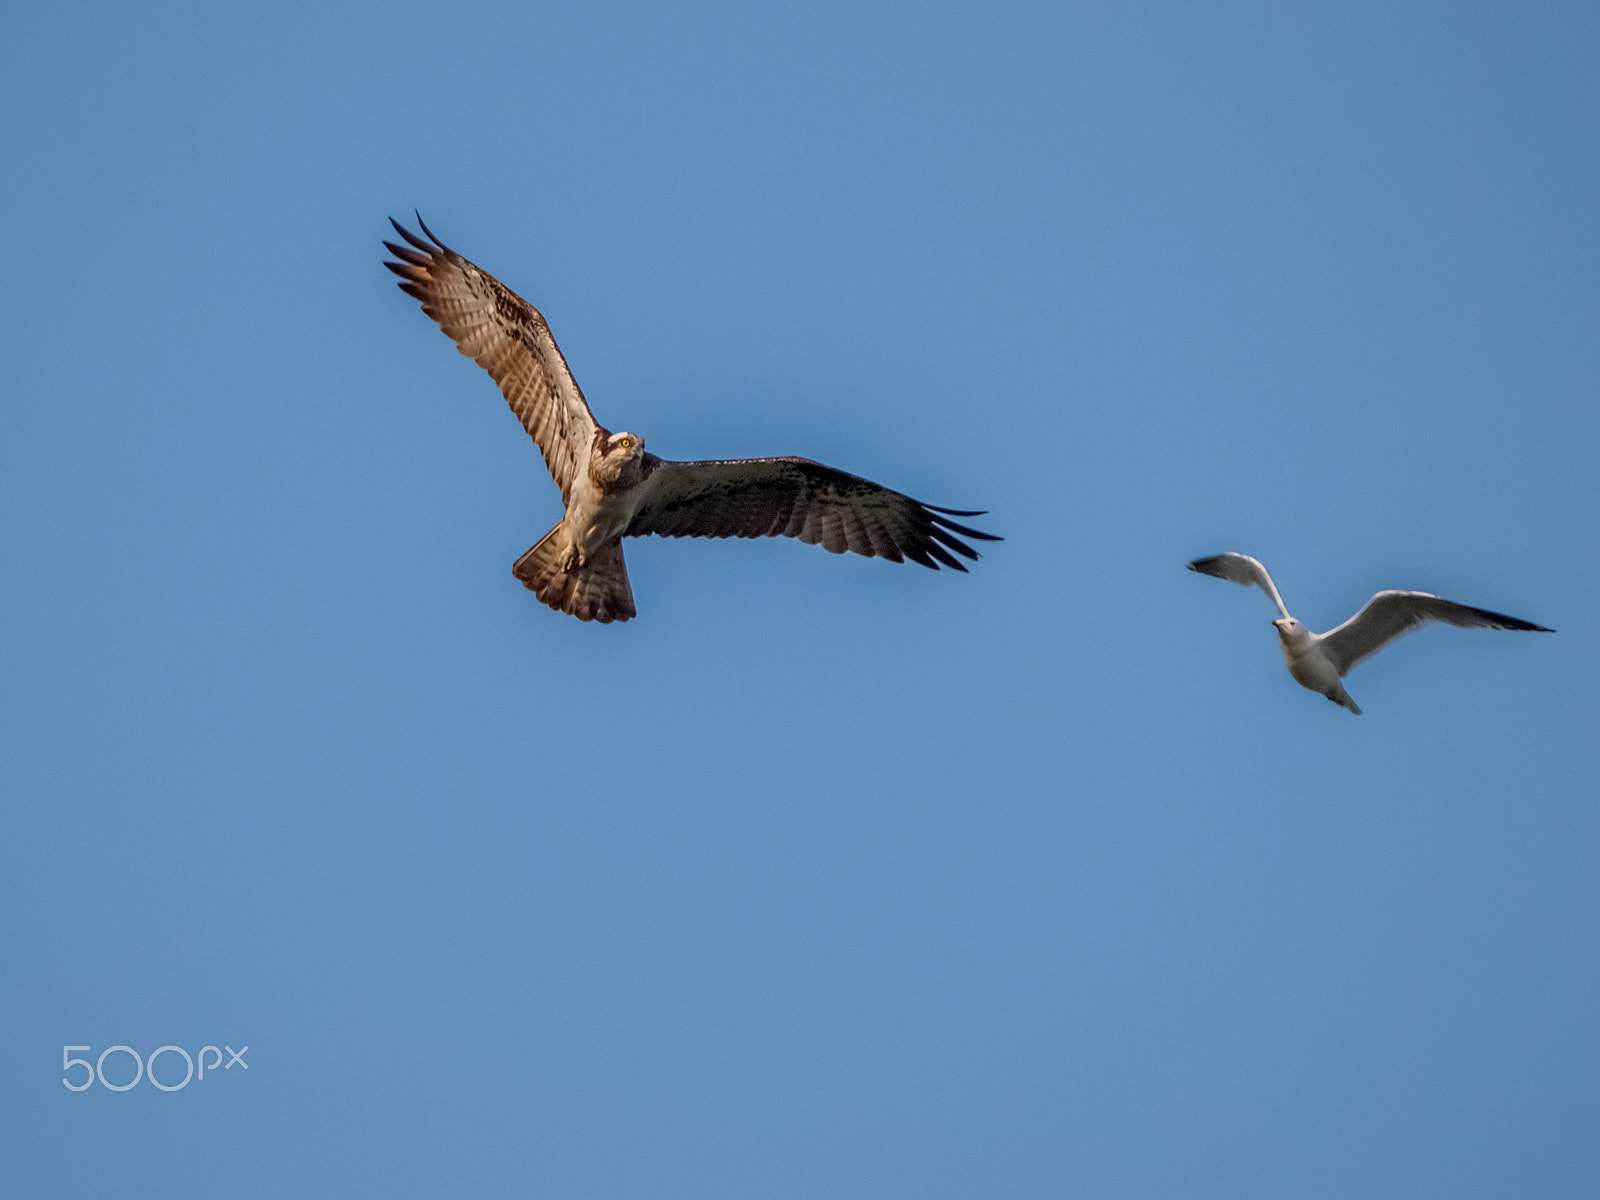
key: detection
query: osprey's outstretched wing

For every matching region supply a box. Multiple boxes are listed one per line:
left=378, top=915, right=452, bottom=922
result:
left=384, top=217, right=600, bottom=503
left=627, top=456, right=999, bottom=570
left=1187, top=552, right=1291, bottom=620
left=1319, top=591, right=1553, bottom=675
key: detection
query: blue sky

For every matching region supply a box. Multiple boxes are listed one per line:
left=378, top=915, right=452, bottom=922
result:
left=3, top=1, right=1597, bottom=1196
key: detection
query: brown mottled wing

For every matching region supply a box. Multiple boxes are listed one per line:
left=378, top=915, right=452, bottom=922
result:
left=1320, top=590, right=1553, bottom=675
left=384, top=218, right=599, bottom=503
left=625, top=457, right=999, bottom=570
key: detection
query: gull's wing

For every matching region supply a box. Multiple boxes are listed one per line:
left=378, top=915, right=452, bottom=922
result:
left=625, top=457, right=999, bottom=570
left=384, top=217, right=600, bottom=504
left=1319, top=591, right=1554, bottom=675
left=1187, top=553, right=1291, bottom=619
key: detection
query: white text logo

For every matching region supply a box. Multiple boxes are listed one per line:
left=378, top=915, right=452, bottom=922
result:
left=62, top=1044, right=249, bottom=1092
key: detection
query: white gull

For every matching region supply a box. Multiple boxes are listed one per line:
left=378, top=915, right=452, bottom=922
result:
left=1188, top=552, right=1553, bottom=714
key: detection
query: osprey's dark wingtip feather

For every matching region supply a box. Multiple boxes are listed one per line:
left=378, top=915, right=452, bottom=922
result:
left=389, top=216, right=430, bottom=253
left=924, top=542, right=968, bottom=572
left=383, top=240, right=431, bottom=268
left=414, top=212, right=446, bottom=249
left=929, top=525, right=981, bottom=561
left=388, top=215, right=449, bottom=256
left=928, top=511, right=1001, bottom=542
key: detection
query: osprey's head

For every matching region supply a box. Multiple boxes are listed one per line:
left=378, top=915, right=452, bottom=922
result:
left=605, top=432, right=645, bottom=459
left=590, top=430, right=648, bottom=489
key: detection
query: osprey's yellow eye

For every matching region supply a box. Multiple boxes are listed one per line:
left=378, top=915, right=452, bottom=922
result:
left=618, top=438, right=632, bottom=449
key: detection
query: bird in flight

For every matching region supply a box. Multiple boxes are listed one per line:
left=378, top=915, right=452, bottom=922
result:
left=1187, top=552, right=1552, bottom=714
left=384, top=217, right=998, bottom=623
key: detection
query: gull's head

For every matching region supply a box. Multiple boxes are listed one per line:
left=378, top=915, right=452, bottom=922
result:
left=1271, top=617, right=1304, bottom=642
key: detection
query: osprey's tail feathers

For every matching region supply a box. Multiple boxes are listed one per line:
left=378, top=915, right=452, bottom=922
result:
left=513, top=525, right=637, bottom=624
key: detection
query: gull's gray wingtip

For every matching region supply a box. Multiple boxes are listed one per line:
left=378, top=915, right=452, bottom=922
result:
left=1187, top=554, right=1232, bottom=577
left=1455, top=603, right=1556, bottom=634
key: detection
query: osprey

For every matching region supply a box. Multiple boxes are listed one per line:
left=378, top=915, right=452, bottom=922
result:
left=1188, top=552, right=1552, bottom=714
left=384, top=218, right=998, bottom=623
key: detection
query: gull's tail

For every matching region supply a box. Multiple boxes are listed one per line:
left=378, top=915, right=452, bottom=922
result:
left=513, top=526, right=637, bottom=624
left=1329, top=684, right=1362, bottom=715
